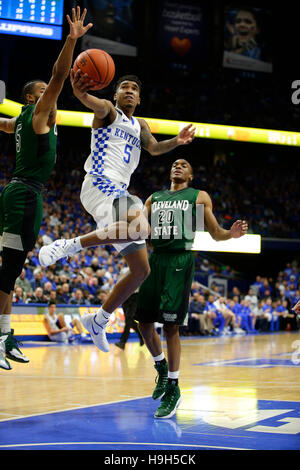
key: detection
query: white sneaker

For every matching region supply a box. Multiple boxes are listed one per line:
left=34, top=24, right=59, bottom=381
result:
left=0, top=339, right=12, bottom=370
left=81, top=314, right=110, bottom=352
left=39, top=239, right=77, bottom=267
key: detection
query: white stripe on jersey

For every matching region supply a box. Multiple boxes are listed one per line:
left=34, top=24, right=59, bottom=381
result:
left=84, top=107, right=141, bottom=196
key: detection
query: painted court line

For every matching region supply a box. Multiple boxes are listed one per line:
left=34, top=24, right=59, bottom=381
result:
left=0, top=395, right=151, bottom=423
left=0, top=441, right=249, bottom=450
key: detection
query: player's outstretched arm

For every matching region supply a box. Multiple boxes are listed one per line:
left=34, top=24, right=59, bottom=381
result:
left=198, top=190, right=248, bottom=241
left=139, top=120, right=196, bottom=156
left=0, top=117, right=16, bottom=134
left=34, top=7, right=92, bottom=125
left=70, top=69, right=115, bottom=121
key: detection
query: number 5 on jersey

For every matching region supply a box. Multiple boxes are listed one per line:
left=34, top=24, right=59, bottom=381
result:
left=123, top=143, right=132, bottom=163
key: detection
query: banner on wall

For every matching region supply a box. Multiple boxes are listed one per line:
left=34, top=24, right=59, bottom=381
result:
left=157, top=0, right=207, bottom=67
left=223, top=5, right=272, bottom=73
left=82, top=0, right=137, bottom=56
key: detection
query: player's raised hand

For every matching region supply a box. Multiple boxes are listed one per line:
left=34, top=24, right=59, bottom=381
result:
left=230, top=220, right=248, bottom=238
left=67, top=6, right=93, bottom=40
left=176, top=123, right=196, bottom=146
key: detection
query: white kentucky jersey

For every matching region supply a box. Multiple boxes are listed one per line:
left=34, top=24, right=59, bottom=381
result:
left=84, top=107, right=142, bottom=197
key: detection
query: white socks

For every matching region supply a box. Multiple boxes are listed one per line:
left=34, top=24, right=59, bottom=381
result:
left=168, top=370, right=179, bottom=380
left=68, top=237, right=82, bottom=254
left=96, top=307, right=111, bottom=325
left=0, top=314, right=11, bottom=334
left=153, top=352, right=165, bottom=362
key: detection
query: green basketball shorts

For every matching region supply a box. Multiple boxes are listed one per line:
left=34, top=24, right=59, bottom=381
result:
left=0, top=182, right=43, bottom=252
left=136, top=250, right=195, bottom=325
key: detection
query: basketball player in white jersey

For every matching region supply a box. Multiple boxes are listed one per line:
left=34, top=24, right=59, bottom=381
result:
left=39, top=71, right=195, bottom=353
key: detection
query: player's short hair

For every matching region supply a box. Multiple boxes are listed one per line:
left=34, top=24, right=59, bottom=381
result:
left=114, top=75, right=142, bottom=94
left=21, top=80, right=44, bottom=104
left=48, top=300, right=57, bottom=307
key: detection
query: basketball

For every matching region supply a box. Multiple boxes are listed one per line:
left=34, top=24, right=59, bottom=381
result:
left=73, top=49, right=115, bottom=90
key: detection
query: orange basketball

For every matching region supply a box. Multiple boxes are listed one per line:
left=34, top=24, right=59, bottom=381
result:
left=73, top=49, right=115, bottom=90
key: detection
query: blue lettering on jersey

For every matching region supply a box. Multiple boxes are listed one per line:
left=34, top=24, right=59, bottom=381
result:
left=114, top=127, right=141, bottom=149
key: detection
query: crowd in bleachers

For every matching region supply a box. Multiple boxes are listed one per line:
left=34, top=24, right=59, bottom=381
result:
left=186, top=265, right=300, bottom=336
left=1, top=142, right=300, bottom=338
left=1, top=142, right=299, bottom=241
left=10, top=232, right=300, bottom=337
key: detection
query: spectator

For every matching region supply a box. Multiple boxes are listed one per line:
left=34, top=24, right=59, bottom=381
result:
left=57, top=264, right=72, bottom=279
left=240, top=299, right=256, bottom=332
left=204, top=294, right=225, bottom=335
left=43, top=301, right=88, bottom=343
left=90, top=289, right=108, bottom=306
left=56, top=283, right=71, bottom=304
left=43, top=282, right=55, bottom=301
left=32, top=270, right=45, bottom=290
left=15, top=269, right=33, bottom=297
left=48, top=290, right=57, bottom=304
left=12, top=287, right=26, bottom=305
left=27, top=287, right=48, bottom=304
left=188, top=293, right=208, bottom=335
left=259, top=297, right=274, bottom=331
left=69, top=289, right=88, bottom=305
left=244, top=287, right=259, bottom=314
left=90, top=257, right=101, bottom=273
left=199, top=259, right=210, bottom=273
left=101, top=277, right=115, bottom=293
left=231, top=286, right=242, bottom=302
left=42, top=229, right=54, bottom=245
left=214, top=296, right=244, bottom=335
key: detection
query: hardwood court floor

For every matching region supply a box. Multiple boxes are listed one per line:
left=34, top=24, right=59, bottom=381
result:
left=0, top=332, right=299, bottom=450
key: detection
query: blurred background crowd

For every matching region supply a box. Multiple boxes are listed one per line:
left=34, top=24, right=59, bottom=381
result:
left=0, top=0, right=300, bottom=338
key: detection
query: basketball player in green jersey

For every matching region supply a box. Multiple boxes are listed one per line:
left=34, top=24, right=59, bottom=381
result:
left=136, top=159, right=248, bottom=418
left=0, top=7, right=92, bottom=370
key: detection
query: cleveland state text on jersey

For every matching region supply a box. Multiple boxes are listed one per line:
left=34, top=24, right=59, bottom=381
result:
left=151, top=202, right=204, bottom=239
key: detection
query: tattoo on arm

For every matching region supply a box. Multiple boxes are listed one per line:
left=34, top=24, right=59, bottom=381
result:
left=140, top=126, right=177, bottom=155
left=140, top=126, right=152, bottom=150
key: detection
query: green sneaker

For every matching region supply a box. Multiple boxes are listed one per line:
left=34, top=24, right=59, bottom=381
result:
left=1, top=330, right=29, bottom=363
left=152, top=361, right=168, bottom=400
left=0, top=339, right=12, bottom=370
left=154, top=383, right=182, bottom=419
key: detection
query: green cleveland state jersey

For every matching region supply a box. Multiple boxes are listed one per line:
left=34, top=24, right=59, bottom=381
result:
left=13, top=104, right=57, bottom=184
left=150, top=187, right=200, bottom=252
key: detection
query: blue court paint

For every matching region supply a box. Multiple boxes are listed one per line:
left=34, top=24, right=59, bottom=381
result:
left=0, top=398, right=299, bottom=450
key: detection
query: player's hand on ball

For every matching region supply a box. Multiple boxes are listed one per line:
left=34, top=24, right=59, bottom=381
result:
left=70, top=69, right=97, bottom=95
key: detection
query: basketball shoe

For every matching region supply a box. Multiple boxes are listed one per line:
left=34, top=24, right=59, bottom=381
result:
left=152, top=360, right=168, bottom=400
left=39, top=239, right=79, bottom=267
left=81, top=313, right=110, bottom=352
left=154, top=383, right=182, bottom=419
left=1, top=329, right=29, bottom=363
